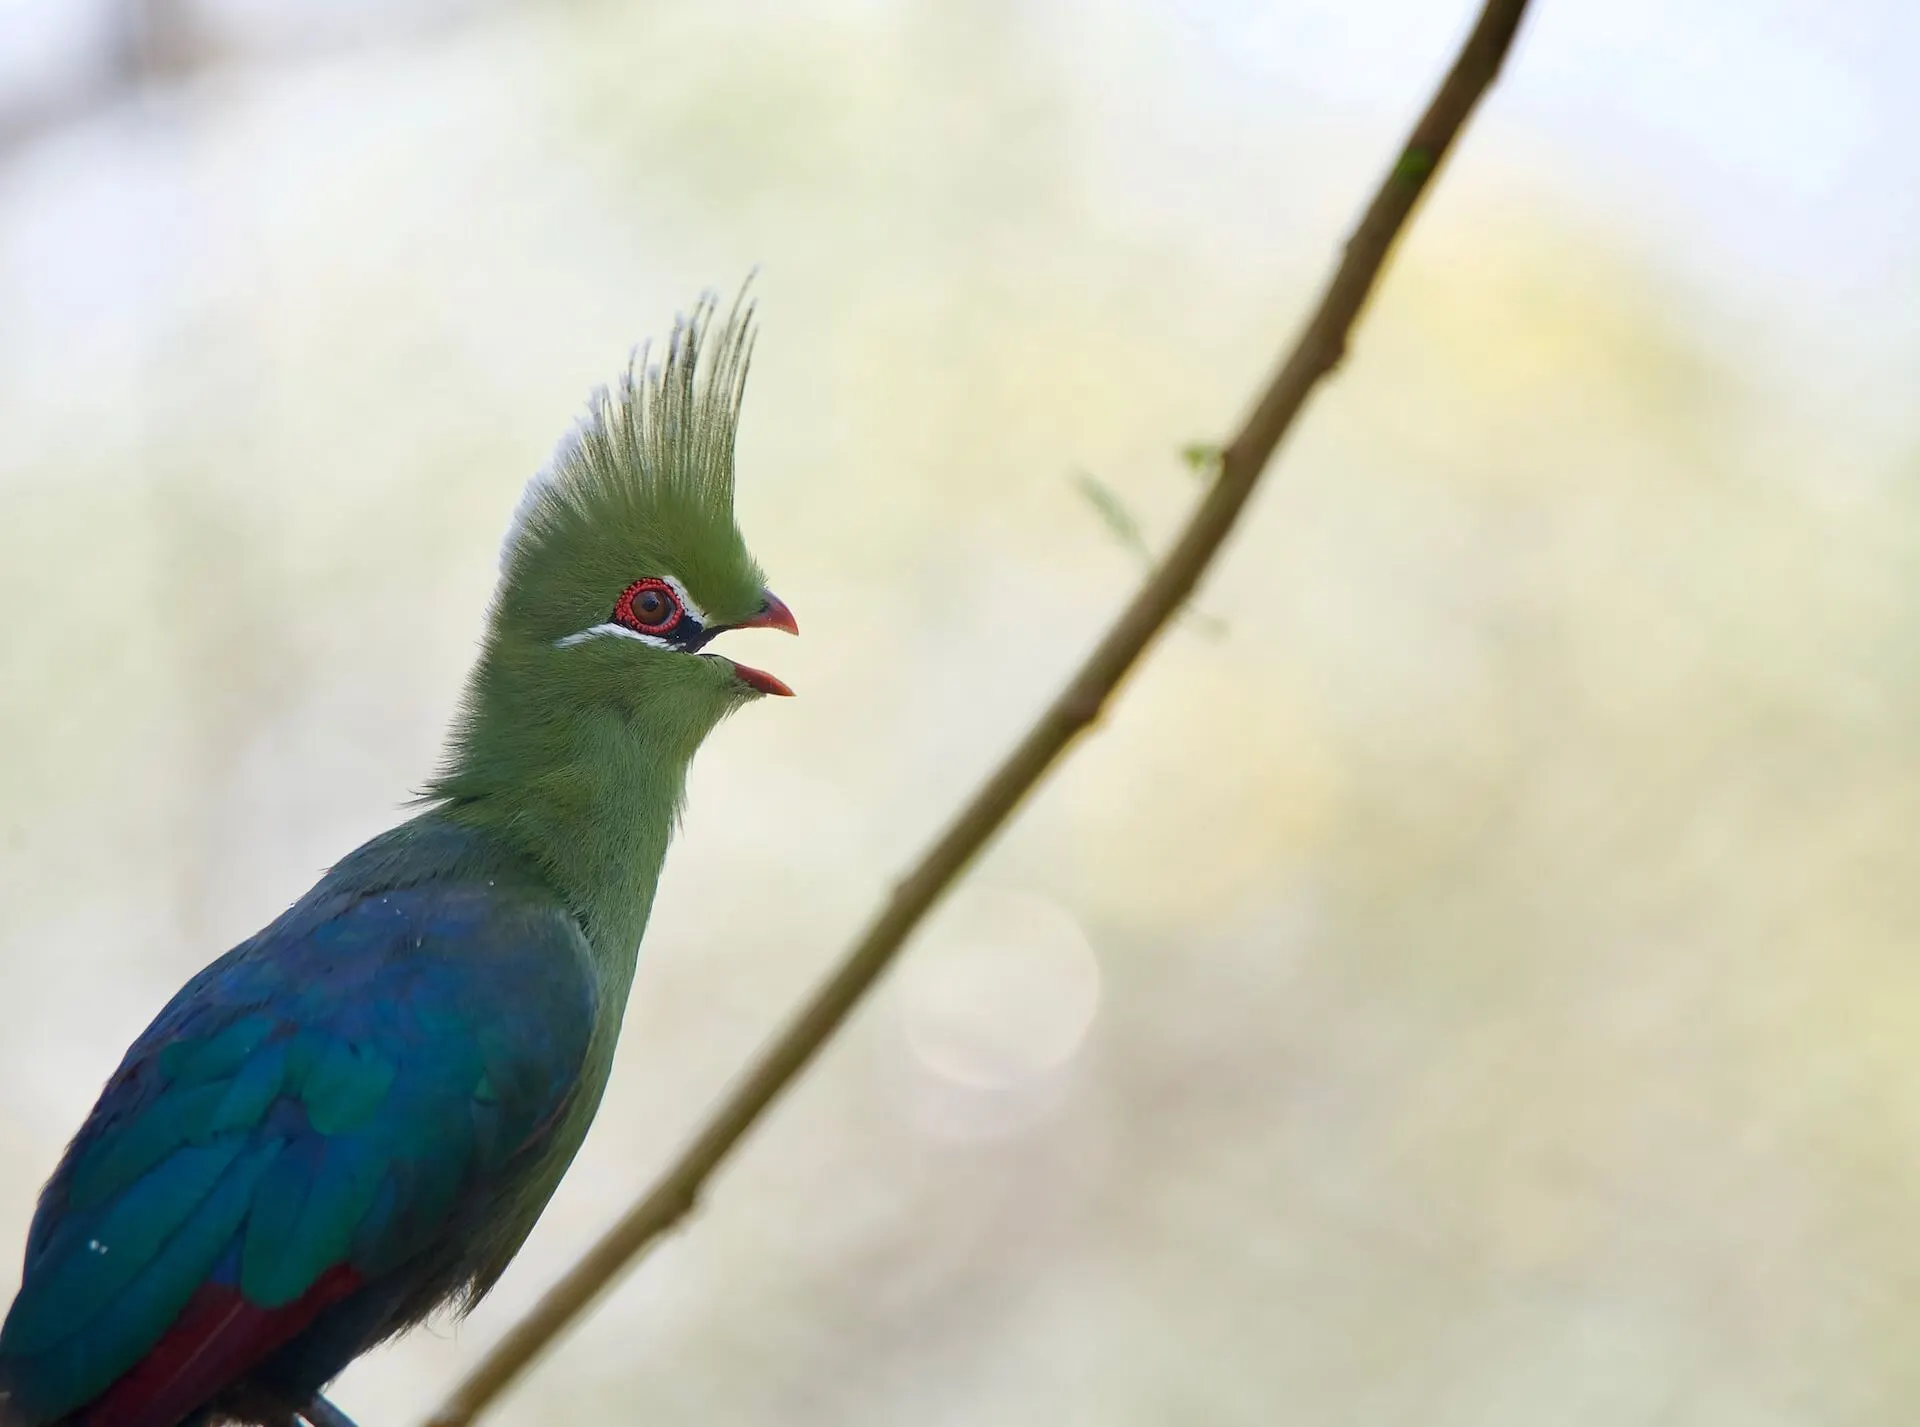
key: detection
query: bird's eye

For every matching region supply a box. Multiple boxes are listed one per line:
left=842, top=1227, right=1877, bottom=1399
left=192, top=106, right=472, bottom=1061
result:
left=613, top=578, right=683, bottom=635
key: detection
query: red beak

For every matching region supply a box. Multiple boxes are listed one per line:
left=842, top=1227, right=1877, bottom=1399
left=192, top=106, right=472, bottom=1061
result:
left=726, top=589, right=798, bottom=697
left=735, top=590, right=799, bottom=637
left=731, top=664, right=795, bottom=698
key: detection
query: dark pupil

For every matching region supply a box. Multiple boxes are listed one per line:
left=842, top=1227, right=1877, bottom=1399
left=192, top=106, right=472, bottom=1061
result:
left=634, top=589, right=670, bottom=624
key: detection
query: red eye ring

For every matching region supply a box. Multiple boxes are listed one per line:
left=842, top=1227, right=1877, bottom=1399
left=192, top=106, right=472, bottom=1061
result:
left=613, top=578, right=683, bottom=635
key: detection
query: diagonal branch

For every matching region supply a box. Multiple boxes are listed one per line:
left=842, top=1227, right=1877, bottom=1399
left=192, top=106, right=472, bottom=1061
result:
left=423, top=2, right=1533, bottom=1422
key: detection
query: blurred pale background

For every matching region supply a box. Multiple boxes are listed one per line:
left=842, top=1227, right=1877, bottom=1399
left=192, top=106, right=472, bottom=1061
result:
left=3, top=1, right=1918, bottom=1423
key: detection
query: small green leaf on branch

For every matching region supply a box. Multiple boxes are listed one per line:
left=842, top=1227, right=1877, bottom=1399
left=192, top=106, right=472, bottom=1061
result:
left=1071, top=469, right=1227, bottom=639
left=1179, top=442, right=1224, bottom=479
left=1072, top=470, right=1154, bottom=565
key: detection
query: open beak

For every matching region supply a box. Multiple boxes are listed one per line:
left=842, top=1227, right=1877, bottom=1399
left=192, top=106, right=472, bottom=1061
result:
left=724, top=589, right=799, bottom=696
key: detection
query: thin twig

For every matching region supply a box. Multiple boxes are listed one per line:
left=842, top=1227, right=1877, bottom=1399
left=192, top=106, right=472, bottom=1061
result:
left=424, top=3, right=1532, bottom=1422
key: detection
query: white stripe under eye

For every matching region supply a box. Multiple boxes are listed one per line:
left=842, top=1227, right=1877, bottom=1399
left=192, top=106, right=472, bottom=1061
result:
left=555, top=624, right=674, bottom=650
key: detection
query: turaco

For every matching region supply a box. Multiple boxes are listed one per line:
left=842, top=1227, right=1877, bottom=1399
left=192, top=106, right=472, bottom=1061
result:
left=0, top=295, right=797, bottom=1427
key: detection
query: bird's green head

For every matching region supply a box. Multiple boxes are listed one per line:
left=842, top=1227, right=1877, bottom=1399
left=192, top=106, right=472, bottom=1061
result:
left=432, top=294, right=796, bottom=805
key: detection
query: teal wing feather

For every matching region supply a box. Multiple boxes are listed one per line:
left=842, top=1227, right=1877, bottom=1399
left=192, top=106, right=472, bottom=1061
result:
left=0, top=880, right=596, bottom=1426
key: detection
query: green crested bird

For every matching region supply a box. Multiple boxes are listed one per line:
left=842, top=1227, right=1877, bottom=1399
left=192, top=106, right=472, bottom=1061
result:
left=0, top=296, right=797, bottom=1427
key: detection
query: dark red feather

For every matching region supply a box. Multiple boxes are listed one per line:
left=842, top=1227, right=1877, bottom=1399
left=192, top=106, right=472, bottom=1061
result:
left=70, top=1267, right=361, bottom=1427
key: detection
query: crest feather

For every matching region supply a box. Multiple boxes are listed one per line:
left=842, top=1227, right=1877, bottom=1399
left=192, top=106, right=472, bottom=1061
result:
left=501, top=290, right=758, bottom=577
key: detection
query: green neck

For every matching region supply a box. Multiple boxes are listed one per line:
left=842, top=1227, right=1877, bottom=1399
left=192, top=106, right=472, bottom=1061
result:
left=433, top=665, right=705, bottom=985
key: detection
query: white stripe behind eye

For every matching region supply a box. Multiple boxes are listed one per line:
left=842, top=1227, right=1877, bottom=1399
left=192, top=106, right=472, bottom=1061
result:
left=555, top=575, right=711, bottom=649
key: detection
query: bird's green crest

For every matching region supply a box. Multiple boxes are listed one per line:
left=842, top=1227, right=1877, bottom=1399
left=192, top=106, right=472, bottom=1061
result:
left=495, top=291, right=768, bottom=640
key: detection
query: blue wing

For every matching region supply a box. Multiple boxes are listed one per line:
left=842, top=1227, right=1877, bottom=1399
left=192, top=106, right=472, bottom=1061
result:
left=0, top=876, right=596, bottom=1427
